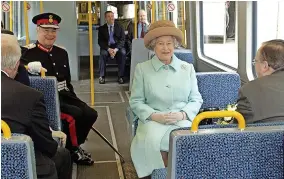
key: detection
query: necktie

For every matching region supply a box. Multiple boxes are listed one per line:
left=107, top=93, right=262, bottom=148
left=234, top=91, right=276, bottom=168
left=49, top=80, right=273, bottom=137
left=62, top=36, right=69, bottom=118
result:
left=140, top=23, right=145, bottom=38
left=109, top=26, right=115, bottom=44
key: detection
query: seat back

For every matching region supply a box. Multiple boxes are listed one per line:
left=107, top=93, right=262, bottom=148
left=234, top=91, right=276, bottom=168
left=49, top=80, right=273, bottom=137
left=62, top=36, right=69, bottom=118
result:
left=152, top=121, right=284, bottom=179
left=29, top=76, right=61, bottom=131
left=129, top=39, right=150, bottom=89
left=196, top=72, right=240, bottom=109
left=168, top=125, right=284, bottom=179
left=1, top=134, right=37, bottom=179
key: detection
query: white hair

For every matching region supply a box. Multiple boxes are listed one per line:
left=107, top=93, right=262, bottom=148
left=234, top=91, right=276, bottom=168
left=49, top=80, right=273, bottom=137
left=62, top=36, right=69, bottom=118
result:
left=138, top=9, right=147, bottom=16
left=148, top=36, right=180, bottom=50
left=1, top=34, right=21, bottom=70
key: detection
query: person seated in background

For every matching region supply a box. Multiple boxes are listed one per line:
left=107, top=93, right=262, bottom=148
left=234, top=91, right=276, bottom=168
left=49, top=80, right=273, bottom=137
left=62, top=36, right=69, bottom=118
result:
left=127, top=9, right=150, bottom=40
left=98, top=11, right=126, bottom=84
left=129, top=20, right=203, bottom=178
left=126, top=9, right=150, bottom=57
left=236, top=39, right=284, bottom=123
left=1, top=34, right=72, bottom=179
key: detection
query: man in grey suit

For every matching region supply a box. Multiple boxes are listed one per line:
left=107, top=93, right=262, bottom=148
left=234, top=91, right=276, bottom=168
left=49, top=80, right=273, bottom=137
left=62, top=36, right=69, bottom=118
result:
left=236, top=39, right=284, bottom=123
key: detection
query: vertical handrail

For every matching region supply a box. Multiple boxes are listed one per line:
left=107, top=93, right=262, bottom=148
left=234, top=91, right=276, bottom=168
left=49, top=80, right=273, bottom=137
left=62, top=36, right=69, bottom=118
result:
left=23, top=1, right=30, bottom=45
left=9, top=1, right=13, bottom=31
left=151, top=1, right=155, bottom=23
left=40, top=0, right=44, bottom=13
left=181, top=1, right=186, bottom=46
left=162, top=1, right=166, bottom=20
left=88, top=1, right=95, bottom=106
left=134, top=1, right=138, bottom=38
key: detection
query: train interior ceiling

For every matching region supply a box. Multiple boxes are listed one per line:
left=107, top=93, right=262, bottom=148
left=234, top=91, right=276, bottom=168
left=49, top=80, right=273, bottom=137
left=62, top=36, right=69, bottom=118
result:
left=2, top=1, right=284, bottom=179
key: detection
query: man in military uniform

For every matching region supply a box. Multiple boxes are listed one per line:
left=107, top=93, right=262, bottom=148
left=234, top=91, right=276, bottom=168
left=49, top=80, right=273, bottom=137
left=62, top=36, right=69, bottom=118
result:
left=21, top=12, right=97, bottom=165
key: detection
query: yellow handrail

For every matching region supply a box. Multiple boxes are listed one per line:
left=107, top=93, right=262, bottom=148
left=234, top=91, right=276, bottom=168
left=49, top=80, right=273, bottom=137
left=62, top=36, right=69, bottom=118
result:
left=191, top=111, right=246, bottom=133
left=1, top=120, right=11, bottom=140
left=9, top=1, right=13, bottom=31
left=23, top=1, right=30, bottom=45
left=88, top=1, right=94, bottom=106
left=151, top=1, right=155, bottom=23
left=24, top=65, right=46, bottom=77
left=134, top=1, right=138, bottom=39
left=40, top=0, right=44, bottom=13
left=181, top=1, right=186, bottom=46
left=162, top=1, right=166, bottom=20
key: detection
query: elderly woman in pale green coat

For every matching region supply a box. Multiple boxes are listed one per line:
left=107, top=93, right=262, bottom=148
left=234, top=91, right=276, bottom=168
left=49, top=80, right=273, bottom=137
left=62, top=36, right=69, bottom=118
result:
left=129, top=20, right=203, bottom=178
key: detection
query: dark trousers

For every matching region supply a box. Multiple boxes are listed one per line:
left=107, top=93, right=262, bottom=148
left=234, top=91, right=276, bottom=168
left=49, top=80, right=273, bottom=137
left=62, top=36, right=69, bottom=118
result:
left=60, top=93, right=98, bottom=149
left=99, top=48, right=126, bottom=77
left=37, top=148, right=72, bottom=179
left=52, top=148, right=72, bottom=179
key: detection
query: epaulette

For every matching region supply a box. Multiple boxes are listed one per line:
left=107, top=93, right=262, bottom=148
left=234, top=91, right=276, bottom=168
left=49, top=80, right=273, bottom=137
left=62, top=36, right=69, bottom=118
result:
left=23, top=43, right=36, bottom=49
left=54, top=44, right=66, bottom=50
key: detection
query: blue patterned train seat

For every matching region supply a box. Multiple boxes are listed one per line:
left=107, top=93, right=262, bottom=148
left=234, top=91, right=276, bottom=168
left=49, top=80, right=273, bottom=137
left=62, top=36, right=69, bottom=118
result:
left=29, top=76, right=61, bottom=131
left=152, top=121, right=284, bottom=179
left=1, top=134, right=37, bottom=179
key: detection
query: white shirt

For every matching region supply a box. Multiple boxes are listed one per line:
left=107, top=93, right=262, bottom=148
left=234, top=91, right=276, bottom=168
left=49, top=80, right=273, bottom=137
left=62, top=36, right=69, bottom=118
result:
left=1, top=70, right=9, bottom=77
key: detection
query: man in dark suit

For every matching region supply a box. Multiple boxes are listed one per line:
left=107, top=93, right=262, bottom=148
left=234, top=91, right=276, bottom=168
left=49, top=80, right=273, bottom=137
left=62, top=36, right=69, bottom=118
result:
left=98, top=11, right=126, bottom=84
left=1, top=34, right=72, bottom=179
left=236, top=39, right=284, bottom=123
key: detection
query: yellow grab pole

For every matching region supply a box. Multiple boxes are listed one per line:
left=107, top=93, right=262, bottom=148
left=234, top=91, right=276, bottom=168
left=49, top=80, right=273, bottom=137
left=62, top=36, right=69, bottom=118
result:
left=151, top=1, right=155, bottom=23
left=134, top=1, right=138, bottom=38
left=181, top=1, right=186, bottom=46
left=9, top=1, right=13, bottom=31
left=162, top=1, right=166, bottom=20
left=40, top=0, right=44, bottom=13
left=23, top=1, right=30, bottom=45
left=191, top=111, right=246, bottom=133
left=1, top=120, right=12, bottom=140
left=88, top=1, right=95, bottom=106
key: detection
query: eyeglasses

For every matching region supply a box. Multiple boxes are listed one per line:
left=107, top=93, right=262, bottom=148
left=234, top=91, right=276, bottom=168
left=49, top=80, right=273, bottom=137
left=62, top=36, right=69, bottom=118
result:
left=252, top=59, right=260, bottom=65
left=252, top=58, right=271, bottom=67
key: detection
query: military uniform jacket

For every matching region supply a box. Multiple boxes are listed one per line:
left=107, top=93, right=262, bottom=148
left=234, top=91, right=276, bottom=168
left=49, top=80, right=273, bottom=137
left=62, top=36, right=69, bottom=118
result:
left=22, top=41, right=76, bottom=97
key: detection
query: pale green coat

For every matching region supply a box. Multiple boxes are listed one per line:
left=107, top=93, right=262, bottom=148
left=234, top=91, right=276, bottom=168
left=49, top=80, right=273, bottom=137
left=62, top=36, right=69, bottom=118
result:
left=129, top=55, right=203, bottom=177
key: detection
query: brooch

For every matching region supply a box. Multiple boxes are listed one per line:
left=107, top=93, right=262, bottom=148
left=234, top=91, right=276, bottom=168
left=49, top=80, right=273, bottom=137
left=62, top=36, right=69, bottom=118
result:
left=181, top=64, right=187, bottom=71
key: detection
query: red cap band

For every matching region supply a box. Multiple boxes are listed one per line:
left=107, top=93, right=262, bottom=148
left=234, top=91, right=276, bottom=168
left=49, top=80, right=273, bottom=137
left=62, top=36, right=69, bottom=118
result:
left=37, top=19, right=58, bottom=25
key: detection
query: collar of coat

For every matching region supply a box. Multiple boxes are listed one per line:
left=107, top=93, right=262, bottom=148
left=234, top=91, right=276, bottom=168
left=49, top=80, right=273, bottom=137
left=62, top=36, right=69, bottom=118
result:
left=151, top=54, right=181, bottom=72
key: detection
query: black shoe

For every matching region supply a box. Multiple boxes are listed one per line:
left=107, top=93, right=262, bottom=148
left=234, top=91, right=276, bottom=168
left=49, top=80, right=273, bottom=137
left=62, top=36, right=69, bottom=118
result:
left=99, top=77, right=105, bottom=84
left=78, top=146, right=91, bottom=158
left=118, top=77, right=124, bottom=84
left=71, top=150, right=94, bottom=166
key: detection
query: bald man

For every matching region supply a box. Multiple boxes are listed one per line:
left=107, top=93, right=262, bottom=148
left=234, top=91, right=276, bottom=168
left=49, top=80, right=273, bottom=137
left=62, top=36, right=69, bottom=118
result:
left=127, top=9, right=150, bottom=55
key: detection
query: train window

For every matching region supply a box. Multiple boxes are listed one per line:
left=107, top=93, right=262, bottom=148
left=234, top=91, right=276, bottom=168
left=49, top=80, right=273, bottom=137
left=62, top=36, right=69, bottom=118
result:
left=9, top=1, right=25, bottom=39
left=251, top=1, right=284, bottom=78
left=200, top=1, right=238, bottom=69
left=256, top=1, right=284, bottom=49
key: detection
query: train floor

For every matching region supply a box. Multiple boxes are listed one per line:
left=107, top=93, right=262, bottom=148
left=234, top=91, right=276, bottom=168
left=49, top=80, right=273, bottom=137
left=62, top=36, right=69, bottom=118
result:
left=72, top=71, right=138, bottom=178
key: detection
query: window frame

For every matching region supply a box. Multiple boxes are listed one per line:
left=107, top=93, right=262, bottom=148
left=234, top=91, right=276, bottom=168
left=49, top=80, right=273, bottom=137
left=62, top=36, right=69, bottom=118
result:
left=196, top=1, right=237, bottom=72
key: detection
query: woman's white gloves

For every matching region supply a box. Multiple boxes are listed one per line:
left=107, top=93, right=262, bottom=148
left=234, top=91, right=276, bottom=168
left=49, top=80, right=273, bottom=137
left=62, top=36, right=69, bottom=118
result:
left=150, top=112, right=186, bottom=125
